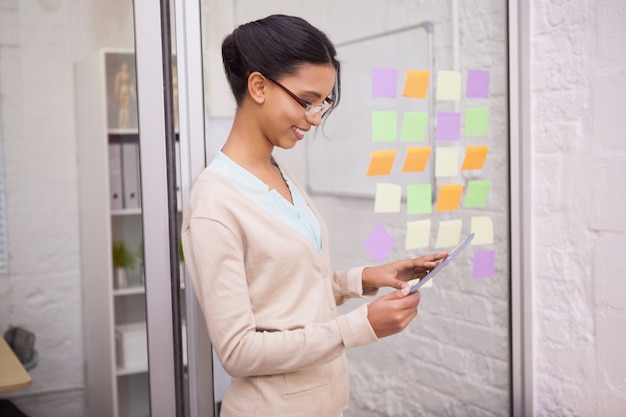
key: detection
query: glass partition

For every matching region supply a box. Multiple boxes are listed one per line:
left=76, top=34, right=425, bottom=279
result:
left=197, top=1, right=511, bottom=416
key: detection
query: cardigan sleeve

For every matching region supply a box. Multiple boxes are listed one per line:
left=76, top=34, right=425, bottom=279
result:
left=332, top=267, right=379, bottom=306
left=182, top=216, right=378, bottom=379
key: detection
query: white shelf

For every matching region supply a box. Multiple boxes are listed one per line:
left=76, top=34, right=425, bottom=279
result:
left=116, top=364, right=148, bottom=376
left=111, top=208, right=142, bottom=216
left=114, top=286, right=145, bottom=296
left=109, top=128, right=139, bottom=135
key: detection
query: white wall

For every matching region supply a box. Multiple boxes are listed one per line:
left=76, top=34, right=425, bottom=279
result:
left=0, top=0, right=134, bottom=415
left=531, top=0, right=626, bottom=415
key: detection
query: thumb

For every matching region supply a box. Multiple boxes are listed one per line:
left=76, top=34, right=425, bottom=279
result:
left=393, top=284, right=410, bottom=298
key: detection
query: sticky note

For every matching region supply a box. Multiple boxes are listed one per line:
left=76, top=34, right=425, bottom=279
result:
left=473, top=250, right=495, bottom=278
left=466, top=70, right=490, bottom=98
left=436, top=112, right=461, bottom=141
left=436, top=70, right=461, bottom=101
left=366, top=149, right=397, bottom=176
left=463, top=180, right=491, bottom=207
left=465, top=107, right=489, bottom=136
left=401, top=147, right=431, bottom=173
left=435, top=147, right=460, bottom=178
left=406, top=184, right=432, bottom=214
left=435, top=184, right=463, bottom=211
left=461, top=146, right=489, bottom=170
left=364, top=224, right=394, bottom=263
left=374, top=183, right=402, bottom=213
left=372, top=68, right=398, bottom=98
left=402, top=70, right=430, bottom=99
left=372, top=111, right=397, bottom=141
left=405, top=220, right=431, bottom=250
left=401, top=112, right=428, bottom=142
left=471, top=216, right=494, bottom=245
left=435, top=220, right=463, bottom=248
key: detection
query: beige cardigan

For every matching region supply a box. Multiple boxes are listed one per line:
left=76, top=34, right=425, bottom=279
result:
left=181, top=166, right=378, bottom=417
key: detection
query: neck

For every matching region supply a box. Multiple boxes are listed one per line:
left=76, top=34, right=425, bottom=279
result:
left=222, top=110, right=274, bottom=172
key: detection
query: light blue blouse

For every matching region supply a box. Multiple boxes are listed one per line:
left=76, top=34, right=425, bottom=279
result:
left=207, top=152, right=322, bottom=253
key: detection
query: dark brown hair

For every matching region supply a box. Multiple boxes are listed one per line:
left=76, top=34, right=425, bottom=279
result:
left=221, top=14, right=341, bottom=114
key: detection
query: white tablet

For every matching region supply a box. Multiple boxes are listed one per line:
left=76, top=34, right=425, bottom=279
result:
left=408, top=233, right=475, bottom=294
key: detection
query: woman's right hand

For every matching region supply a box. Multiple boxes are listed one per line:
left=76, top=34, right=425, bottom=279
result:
left=367, top=286, right=421, bottom=338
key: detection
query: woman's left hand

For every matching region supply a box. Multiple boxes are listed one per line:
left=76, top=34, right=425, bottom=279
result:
left=362, top=252, right=448, bottom=291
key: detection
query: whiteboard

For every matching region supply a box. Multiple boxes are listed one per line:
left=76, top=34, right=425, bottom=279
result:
left=306, top=22, right=434, bottom=198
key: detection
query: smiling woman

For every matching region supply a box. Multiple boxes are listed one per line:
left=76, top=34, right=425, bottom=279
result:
left=182, top=14, right=447, bottom=417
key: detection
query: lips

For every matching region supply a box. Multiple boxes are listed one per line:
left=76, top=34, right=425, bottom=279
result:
left=292, top=126, right=307, bottom=139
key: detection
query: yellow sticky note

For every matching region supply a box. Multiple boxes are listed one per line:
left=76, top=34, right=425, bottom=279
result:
left=401, top=147, right=432, bottom=172
left=435, top=147, right=460, bottom=177
left=436, top=70, right=461, bottom=101
left=405, top=220, right=431, bottom=250
left=435, top=220, right=463, bottom=248
left=462, top=145, right=489, bottom=170
left=366, top=150, right=397, bottom=176
left=374, top=183, right=402, bottom=213
left=402, top=70, right=430, bottom=99
left=471, top=216, right=494, bottom=245
left=435, top=184, right=463, bottom=211
left=421, top=277, right=434, bottom=288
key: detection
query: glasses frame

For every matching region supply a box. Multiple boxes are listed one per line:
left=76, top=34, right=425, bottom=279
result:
left=265, top=76, right=334, bottom=118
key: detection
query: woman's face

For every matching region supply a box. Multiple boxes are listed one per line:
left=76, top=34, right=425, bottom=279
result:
left=262, top=63, right=336, bottom=149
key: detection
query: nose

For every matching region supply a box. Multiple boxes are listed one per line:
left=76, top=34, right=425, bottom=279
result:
left=305, top=110, right=322, bottom=126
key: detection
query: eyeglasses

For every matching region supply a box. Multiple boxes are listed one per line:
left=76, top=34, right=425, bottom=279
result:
left=266, top=76, right=334, bottom=118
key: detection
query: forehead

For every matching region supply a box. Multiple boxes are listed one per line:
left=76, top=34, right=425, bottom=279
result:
left=279, top=63, right=336, bottom=95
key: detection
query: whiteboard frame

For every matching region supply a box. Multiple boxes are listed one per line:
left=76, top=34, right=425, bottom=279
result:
left=305, top=21, right=435, bottom=199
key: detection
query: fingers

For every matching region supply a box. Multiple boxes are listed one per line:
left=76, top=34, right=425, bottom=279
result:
left=368, top=290, right=421, bottom=338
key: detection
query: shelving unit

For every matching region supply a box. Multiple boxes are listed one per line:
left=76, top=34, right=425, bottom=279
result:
left=76, top=49, right=185, bottom=417
left=75, top=50, right=155, bottom=417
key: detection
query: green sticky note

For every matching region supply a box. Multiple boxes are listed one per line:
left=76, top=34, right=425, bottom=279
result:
left=465, top=107, right=489, bottom=136
left=372, top=111, right=398, bottom=141
left=464, top=180, right=491, bottom=207
left=401, top=112, right=428, bottom=141
left=406, top=184, right=432, bottom=214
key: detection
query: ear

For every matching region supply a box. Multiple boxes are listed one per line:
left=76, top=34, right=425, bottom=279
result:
left=247, top=71, right=266, bottom=104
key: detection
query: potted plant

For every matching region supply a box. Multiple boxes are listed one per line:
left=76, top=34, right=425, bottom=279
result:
left=112, top=241, right=136, bottom=289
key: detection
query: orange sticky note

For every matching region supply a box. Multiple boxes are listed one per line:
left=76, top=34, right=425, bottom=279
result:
left=461, top=145, right=489, bottom=170
left=402, top=70, right=430, bottom=99
left=366, top=150, right=397, bottom=176
left=435, top=184, right=463, bottom=211
left=401, top=147, right=432, bottom=172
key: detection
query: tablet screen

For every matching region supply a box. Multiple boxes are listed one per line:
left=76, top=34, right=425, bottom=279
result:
left=408, top=233, right=475, bottom=294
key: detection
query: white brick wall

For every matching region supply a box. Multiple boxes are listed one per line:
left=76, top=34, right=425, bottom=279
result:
left=0, top=1, right=134, bottom=416
left=532, top=0, right=626, bottom=415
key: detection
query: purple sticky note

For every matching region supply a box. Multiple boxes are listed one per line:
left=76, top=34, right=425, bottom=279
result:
left=372, top=68, right=398, bottom=98
left=466, top=70, right=490, bottom=98
left=364, top=224, right=394, bottom=263
left=473, top=250, right=495, bottom=278
left=436, top=112, right=461, bottom=141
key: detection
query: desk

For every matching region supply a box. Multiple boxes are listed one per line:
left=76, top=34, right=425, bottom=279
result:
left=0, top=337, right=31, bottom=392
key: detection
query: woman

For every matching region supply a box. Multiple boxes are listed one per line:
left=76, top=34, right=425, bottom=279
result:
left=181, top=14, right=447, bottom=417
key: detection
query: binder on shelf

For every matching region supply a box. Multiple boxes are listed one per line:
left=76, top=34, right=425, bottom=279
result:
left=115, top=322, right=148, bottom=371
left=121, top=141, right=141, bottom=209
left=108, top=143, right=123, bottom=210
